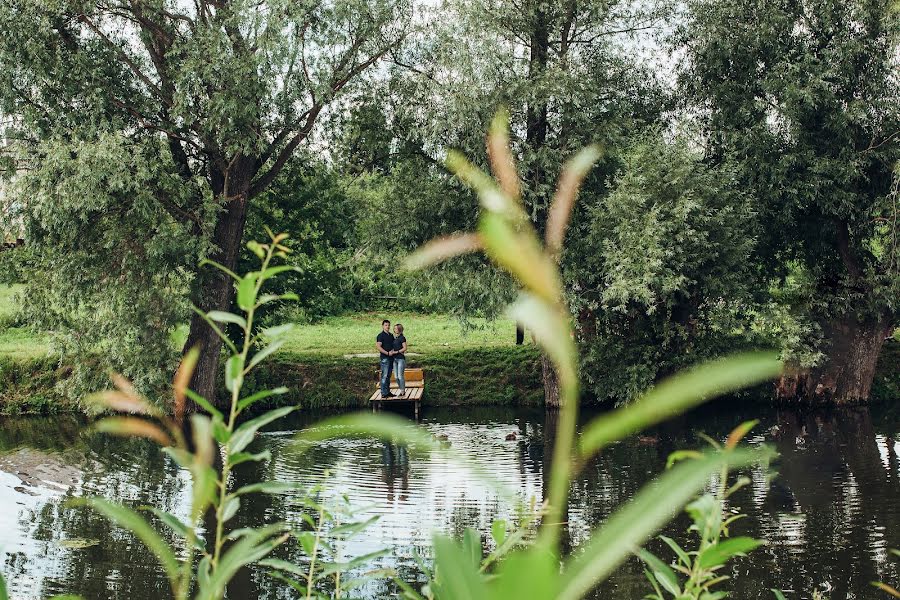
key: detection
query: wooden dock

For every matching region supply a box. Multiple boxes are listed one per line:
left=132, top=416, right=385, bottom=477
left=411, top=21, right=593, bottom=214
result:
left=370, top=367, right=424, bottom=418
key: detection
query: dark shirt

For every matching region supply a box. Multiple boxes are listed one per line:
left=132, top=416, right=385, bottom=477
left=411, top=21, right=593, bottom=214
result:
left=376, top=331, right=394, bottom=359
left=393, top=334, right=407, bottom=360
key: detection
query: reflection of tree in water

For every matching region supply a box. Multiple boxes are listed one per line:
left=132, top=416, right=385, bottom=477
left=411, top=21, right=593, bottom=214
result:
left=4, top=405, right=900, bottom=600
left=6, top=431, right=188, bottom=599
left=751, top=408, right=900, bottom=599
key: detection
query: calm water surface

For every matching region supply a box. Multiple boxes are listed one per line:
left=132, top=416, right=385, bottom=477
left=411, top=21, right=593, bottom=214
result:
left=1, top=402, right=899, bottom=599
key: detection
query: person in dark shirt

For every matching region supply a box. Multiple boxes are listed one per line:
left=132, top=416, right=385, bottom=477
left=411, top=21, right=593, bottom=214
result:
left=375, top=319, right=395, bottom=398
left=392, top=323, right=408, bottom=394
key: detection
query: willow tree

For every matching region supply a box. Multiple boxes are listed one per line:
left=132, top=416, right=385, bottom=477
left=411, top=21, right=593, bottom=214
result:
left=0, top=0, right=410, bottom=406
left=679, top=0, right=899, bottom=404
left=375, top=0, right=670, bottom=406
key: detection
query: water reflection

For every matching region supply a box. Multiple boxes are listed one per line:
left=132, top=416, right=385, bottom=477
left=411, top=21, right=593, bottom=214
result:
left=1, top=403, right=898, bottom=599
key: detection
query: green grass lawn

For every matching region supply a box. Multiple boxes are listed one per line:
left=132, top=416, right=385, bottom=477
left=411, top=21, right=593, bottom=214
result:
left=280, top=312, right=528, bottom=356
left=0, top=284, right=528, bottom=362
left=0, top=284, right=49, bottom=360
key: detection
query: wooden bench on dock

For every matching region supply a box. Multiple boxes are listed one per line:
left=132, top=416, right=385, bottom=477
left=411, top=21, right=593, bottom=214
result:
left=369, top=367, right=425, bottom=418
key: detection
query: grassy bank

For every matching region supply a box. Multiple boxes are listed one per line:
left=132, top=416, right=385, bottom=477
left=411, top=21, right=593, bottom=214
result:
left=245, top=345, right=544, bottom=411
left=1, top=283, right=896, bottom=414
left=1, top=283, right=542, bottom=414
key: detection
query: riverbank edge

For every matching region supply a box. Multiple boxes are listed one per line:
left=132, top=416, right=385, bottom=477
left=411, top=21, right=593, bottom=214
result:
left=0, top=345, right=546, bottom=415
left=2, top=341, right=897, bottom=415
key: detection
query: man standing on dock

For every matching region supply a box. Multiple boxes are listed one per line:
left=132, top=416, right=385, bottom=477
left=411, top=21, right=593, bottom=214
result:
left=376, top=319, right=395, bottom=398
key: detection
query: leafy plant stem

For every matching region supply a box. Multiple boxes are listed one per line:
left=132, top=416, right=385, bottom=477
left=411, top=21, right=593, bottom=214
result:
left=306, top=503, right=326, bottom=600
left=212, top=245, right=275, bottom=568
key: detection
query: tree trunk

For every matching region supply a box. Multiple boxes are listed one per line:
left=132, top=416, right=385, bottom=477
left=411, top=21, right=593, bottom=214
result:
left=776, top=313, right=893, bottom=405
left=525, top=1, right=561, bottom=408
left=541, top=354, right=562, bottom=408
left=183, top=157, right=256, bottom=411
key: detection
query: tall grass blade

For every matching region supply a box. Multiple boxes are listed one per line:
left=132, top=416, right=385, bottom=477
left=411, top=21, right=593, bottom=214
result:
left=579, top=352, right=782, bottom=457
left=558, top=448, right=774, bottom=600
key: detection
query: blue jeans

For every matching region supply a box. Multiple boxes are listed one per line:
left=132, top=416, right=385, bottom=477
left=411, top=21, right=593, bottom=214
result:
left=394, top=357, right=406, bottom=392
left=380, top=356, right=394, bottom=396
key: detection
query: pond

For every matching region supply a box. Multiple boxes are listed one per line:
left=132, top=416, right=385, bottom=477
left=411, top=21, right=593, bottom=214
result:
left=1, top=402, right=899, bottom=599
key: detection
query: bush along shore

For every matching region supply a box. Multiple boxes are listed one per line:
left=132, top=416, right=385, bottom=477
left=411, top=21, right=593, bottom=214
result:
left=0, top=345, right=547, bottom=415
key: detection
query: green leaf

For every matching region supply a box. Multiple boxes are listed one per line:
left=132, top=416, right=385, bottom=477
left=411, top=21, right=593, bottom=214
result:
left=212, top=417, right=230, bottom=444
left=329, top=516, right=379, bottom=537
left=659, top=535, right=691, bottom=568
left=0, top=572, right=7, bottom=600
left=771, top=589, right=788, bottom=600
left=199, top=258, right=239, bottom=281
left=206, top=310, right=247, bottom=329
left=258, top=557, right=307, bottom=577
left=431, top=534, right=489, bottom=599
left=230, top=406, right=297, bottom=454
left=461, top=528, right=482, bottom=570
left=224, top=355, right=244, bottom=393
left=234, top=481, right=308, bottom=497
left=236, top=274, right=258, bottom=311
left=478, top=212, right=562, bottom=305
left=698, top=536, right=765, bottom=568
left=579, top=352, right=782, bottom=457
left=221, top=496, right=240, bottom=523
left=488, top=547, right=560, bottom=600
left=230, top=450, right=272, bottom=466
left=320, top=549, right=390, bottom=575
left=636, top=549, right=681, bottom=596
left=196, top=525, right=288, bottom=600
left=557, top=448, right=774, bottom=600
left=258, top=292, right=300, bottom=305
left=190, top=306, right=238, bottom=354
left=190, top=464, right=219, bottom=519
left=258, top=265, right=301, bottom=283
left=491, top=519, right=507, bottom=547
left=247, top=339, right=285, bottom=372
left=298, top=531, right=317, bottom=556
left=666, top=450, right=704, bottom=469
left=183, top=389, right=223, bottom=420
left=262, top=324, right=296, bottom=339
left=247, top=240, right=266, bottom=259
left=78, top=498, right=180, bottom=584
left=142, top=507, right=192, bottom=541
left=238, top=387, right=289, bottom=412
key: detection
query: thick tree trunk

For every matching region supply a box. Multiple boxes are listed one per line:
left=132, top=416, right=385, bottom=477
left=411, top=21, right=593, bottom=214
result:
left=183, top=157, right=256, bottom=411
left=525, top=1, right=561, bottom=408
left=541, top=354, right=562, bottom=408
left=776, top=314, right=893, bottom=405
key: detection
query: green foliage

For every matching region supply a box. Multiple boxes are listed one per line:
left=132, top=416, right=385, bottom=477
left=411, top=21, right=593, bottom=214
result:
left=678, top=0, right=900, bottom=365
left=0, top=0, right=412, bottom=401
left=240, top=160, right=374, bottom=323
left=568, top=134, right=761, bottom=403
left=638, top=422, right=767, bottom=600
